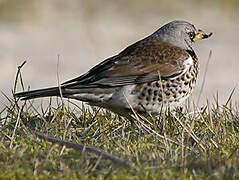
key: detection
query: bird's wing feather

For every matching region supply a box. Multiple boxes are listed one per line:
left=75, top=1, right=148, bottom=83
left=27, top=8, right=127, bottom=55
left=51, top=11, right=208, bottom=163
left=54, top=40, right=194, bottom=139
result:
left=62, top=37, right=190, bottom=88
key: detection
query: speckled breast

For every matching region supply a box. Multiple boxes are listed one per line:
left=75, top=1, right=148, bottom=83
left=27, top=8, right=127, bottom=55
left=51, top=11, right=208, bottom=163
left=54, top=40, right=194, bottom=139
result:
left=131, top=58, right=199, bottom=112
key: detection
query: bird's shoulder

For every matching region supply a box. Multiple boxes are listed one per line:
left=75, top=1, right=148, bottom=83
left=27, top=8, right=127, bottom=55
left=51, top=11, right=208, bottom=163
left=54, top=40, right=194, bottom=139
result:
left=114, top=36, right=191, bottom=70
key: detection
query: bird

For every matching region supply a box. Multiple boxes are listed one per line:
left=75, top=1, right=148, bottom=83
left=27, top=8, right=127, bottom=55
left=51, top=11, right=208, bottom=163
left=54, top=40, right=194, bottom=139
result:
left=15, top=20, right=212, bottom=118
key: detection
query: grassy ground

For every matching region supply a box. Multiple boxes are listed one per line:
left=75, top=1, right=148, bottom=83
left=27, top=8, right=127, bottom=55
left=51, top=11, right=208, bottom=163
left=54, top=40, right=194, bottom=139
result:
left=0, top=70, right=238, bottom=179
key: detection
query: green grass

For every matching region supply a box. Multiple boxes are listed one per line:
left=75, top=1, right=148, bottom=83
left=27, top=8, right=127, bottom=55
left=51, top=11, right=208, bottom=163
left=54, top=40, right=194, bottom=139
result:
left=0, top=67, right=239, bottom=179
left=1, top=94, right=238, bottom=179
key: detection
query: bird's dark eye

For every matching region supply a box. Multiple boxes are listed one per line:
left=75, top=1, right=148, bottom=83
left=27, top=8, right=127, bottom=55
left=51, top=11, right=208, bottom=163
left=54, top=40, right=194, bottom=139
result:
left=188, top=32, right=195, bottom=39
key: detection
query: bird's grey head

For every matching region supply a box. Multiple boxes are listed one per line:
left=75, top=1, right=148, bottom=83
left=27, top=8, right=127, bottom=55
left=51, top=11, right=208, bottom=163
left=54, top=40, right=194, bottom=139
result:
left=153, top=20, right=212, bottom=50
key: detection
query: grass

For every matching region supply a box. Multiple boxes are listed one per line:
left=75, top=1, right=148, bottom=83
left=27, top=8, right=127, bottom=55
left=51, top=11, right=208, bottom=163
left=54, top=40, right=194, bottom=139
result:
left=0, top=65, right=238, bottom=179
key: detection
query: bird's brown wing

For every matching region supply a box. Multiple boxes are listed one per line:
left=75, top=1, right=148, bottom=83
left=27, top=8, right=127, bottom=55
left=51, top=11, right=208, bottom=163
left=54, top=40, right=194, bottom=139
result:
left=62, top=37, right=190, bottom=88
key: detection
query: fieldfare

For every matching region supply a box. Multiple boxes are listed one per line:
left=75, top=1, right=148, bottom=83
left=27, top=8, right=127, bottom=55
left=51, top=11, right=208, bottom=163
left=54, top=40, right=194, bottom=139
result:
left=15, top=20, right=212, bottom=117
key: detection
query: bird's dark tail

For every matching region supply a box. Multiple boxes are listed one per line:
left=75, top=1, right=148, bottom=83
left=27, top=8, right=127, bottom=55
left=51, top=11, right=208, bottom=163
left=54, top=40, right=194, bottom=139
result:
left=14, top=87, right=62, bottom=100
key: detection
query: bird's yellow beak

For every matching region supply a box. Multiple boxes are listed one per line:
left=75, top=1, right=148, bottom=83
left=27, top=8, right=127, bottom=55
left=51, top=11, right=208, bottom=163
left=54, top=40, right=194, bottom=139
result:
left=193, top=29, right=213, bottom=41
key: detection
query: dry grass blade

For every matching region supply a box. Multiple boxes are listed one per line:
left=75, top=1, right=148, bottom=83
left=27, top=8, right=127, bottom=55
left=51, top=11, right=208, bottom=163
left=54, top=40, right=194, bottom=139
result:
left=173, top=114, right=206, bottom=151
left=13, top=60, right=27, bottom=93
left=197, top=50, right=212, bottom=105
left=10, top=106, right=23, bottom=149
left=225, top=87, right=236, bottom=106
left=138, top=114, right=181, bottom=146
